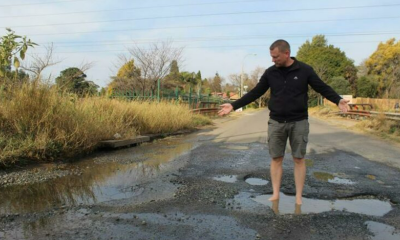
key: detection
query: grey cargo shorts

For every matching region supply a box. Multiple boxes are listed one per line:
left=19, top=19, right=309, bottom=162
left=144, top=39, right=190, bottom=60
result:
left=267, top=118, right=309, bottom=159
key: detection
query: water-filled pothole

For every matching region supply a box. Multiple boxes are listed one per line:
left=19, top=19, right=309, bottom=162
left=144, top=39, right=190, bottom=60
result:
left=0, top=139, right=193, bottom=215
left=245, top=178, right=269, bottom=186
left=366, top=221, right=400, bottom=240
left=213, top=175, right=238, bottom=183
left=252, top=192, right=392, bottom=216
left=313, top=172, right=356, bottom=185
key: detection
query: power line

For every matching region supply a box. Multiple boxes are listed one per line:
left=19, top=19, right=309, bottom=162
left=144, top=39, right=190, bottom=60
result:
left=3, top=3, right=400, bottom=29
left=34, top=31, right=400, bottom=50
left=0, top=0, right=272, bottom=18
left=28, top=15, right=400, bottom=39
left=32, top=40, right=387, bottom=54
left=0, top=0, right=93, bottom=7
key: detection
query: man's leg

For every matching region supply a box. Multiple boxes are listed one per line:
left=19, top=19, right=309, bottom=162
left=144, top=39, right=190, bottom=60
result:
left=293, top=157, right=306, bottom=205
left=269, top=156, right=283, bottom=201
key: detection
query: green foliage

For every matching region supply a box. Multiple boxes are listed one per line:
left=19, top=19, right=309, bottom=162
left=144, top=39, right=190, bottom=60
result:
left=55, top=67, right=97, bottom=96
left=356, top=76, right=379, bottom=98
left=0, top=28, right=37, bottom=82
left=109, top=60, right=141, bottom=94
left=329, top=76, right=351, bottom=95
left=164, top=60, right=180, bottom=89
left=211, top=73, right=222, bottom=92
left=365, top=38, right=400, bottom=98
left=297, top=35, right=357, bottom=104
left=297, top=35, right=357, bottom=84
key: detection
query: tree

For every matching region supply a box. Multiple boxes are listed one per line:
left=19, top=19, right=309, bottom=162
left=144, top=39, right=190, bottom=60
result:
left=108, top=59, right=141, bottom=95
left=179, top=71, right=197, bottom=93
left=211, top=73, right=223, bottom=93
left=164, top=60, right=180, bottom=89
left=356, top=76, right=379, bottom=98
left=22, top=44, right=60, bottom=82
left=329, top=76, right=351, bottom=95
left=128, top=41, right=183, bottom=95
left=0, top=28, right=37, bottom=84
left=202, top=78, right=211, bottom=95
left=56, top=67, right=96, bottom=96
left=297, top=35, right=357, bottom=105
left=250, top=67, right=268, bottom=107
left=365, top=38, right=400, bottom=98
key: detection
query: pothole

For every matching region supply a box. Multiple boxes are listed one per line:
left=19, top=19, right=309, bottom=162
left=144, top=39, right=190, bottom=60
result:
left=245, top=178, right=269, bottom=186
left=313, top=172, right=356, bottom=185
left=252, top=192, right=392, bottom=216
left=213, top=175, right=238, bottom=183
left=366, top=221, right=400, bottom=240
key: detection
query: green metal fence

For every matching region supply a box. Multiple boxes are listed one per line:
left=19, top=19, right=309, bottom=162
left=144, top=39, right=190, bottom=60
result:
left=109, top=86, right=231, bottom=109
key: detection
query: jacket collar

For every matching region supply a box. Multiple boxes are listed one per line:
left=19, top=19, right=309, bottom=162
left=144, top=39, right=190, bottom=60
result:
left=271, top=57, right=300, bottom=72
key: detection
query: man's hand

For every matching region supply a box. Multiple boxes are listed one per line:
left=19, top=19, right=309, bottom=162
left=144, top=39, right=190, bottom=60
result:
left=218, top=103, right=233, bottom=116
left=338, top=99, right=350, bottom=113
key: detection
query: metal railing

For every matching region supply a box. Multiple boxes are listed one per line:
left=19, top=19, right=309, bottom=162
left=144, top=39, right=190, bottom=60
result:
left=333, top=104, right=400, bottom=121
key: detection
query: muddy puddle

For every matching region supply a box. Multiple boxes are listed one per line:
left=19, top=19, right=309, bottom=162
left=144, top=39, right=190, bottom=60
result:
left=0, top=138, right=194, bottom=215
left=366, top=221, right=400, bottom=240
left=313, top=172, right=356, bottom=185
left=252, top=192, right=392, bottom=216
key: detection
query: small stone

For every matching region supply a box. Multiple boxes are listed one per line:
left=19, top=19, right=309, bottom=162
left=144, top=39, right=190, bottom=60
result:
left=141, top=221, right=147, bottom=225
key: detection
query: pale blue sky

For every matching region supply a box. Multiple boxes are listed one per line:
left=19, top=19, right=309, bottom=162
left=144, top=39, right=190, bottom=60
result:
left=1, top=0, right=400, bottom=87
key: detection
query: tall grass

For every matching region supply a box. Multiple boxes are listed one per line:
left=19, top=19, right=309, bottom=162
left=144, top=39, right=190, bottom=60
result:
left=0, top=82, right=211, bottom=166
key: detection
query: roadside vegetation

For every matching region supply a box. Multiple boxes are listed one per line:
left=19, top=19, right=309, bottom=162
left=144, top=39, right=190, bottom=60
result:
left=310, top=105, right=400, bottom=143
left=0, top=82, right=211, bottom=167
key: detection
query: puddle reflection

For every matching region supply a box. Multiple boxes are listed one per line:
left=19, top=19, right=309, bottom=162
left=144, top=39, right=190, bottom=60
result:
left=245, top=178, right=269, bottom=186
left=313, top=172, right=356, bottom=185
left=366, top=221, right=400, bottom=240
left=0, top=140, right=193, bottom=215
left=213, top=175, right=238, bottom=183
left=252, top=192, right=392, bottom=216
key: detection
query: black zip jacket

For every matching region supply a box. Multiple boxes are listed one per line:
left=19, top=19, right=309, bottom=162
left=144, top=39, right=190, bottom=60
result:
left=231, top=58, right=342, bottom=122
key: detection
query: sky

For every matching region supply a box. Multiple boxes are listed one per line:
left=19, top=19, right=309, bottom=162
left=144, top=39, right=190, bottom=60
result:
left=1, top=0, right=400, bottom=88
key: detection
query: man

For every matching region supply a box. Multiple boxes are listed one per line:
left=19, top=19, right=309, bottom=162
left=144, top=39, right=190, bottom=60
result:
left=218, top=40, right=349, bottom=205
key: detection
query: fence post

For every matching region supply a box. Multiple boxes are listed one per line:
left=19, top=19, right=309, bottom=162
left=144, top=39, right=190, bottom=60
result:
left=189, top=85, right=192, bottom=109
left=157, top=79, right=160, bottom=102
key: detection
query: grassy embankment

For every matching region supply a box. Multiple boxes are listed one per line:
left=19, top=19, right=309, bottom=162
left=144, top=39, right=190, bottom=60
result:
left=309, top=105, right=400, bottom=142
left=0, top=82, right=211, bottom=167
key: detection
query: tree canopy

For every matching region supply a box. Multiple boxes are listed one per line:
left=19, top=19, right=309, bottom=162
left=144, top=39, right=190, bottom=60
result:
left=365, top=38, right=400, bottom=98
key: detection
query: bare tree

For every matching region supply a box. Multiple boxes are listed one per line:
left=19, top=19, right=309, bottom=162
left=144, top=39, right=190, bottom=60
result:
left=128, top=41, right=183, bottom=95
left=250, top=67, right=268, bottom=107
left=22, top=44, right=61, bottom=82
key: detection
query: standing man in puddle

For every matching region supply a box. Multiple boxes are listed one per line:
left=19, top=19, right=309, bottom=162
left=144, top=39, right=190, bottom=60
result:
left=218, top=40, right=349, bottom=205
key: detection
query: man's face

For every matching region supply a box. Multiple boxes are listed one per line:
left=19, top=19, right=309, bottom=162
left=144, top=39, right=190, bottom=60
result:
left=270, top=47, right=290, bottom=67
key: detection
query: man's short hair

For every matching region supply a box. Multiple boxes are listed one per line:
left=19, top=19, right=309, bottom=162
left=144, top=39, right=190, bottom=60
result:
left=270, top=40, right=291, bottom=53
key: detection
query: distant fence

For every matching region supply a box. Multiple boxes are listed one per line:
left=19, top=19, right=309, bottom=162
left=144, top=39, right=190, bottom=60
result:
left=109, top=89, right=231, bottom=112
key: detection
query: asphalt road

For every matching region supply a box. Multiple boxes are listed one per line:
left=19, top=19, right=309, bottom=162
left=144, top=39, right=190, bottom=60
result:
left=1, top=109, right=400, bottom=240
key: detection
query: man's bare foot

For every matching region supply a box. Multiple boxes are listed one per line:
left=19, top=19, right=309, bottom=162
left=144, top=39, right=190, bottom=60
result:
left=271, top=199, right=280, bottom=214
left=294, top=204, right=302, bottom=215
left=268, top=195, right=279, bottom=201
left=295, top=197, right=302, bottom=205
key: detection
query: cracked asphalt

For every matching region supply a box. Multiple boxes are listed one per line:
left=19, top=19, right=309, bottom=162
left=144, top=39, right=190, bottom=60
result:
left=1, top=109, right=400, bottom=240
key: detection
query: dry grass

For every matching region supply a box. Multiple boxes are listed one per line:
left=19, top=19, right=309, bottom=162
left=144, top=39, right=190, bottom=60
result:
left=310, top=106, right=400, bottom=142
left=0, top=82, right=211, bottom=166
